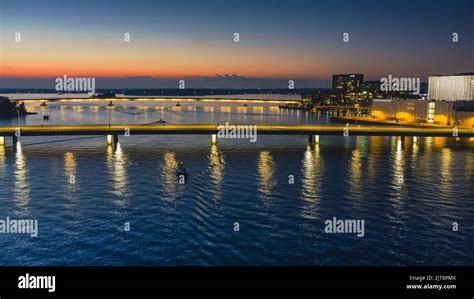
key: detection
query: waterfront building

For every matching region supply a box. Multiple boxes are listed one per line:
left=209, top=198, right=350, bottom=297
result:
left=371, top=99, right=474, bottom=127
left=428, top=73, right=474, bottom=101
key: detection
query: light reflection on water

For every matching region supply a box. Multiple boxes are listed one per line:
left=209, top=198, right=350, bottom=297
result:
left=349, top=140, right=363, bottom=201
left=411, top=137, right=419, bottom=159
left=161, top=151, right=178, bottom=202
left=14, top=142, right=30, bottom=216
left=440, top=148, right=452, bottom=182
left=107, top=143, right=130, bottom=207
left=300, top=144, right=324, bottom=219
left=64, top=152, right=78, bottom=199
left=208, top=144, right=225, bottom=201
left=393, top=138, right=405, bottom=191
left=0, top=145, right=6, bottom=174
left=257, top=151, right=276, bottom=201
left=0, top=106, right=473, bottom=266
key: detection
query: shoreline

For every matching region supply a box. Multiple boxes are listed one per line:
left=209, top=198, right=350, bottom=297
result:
left=330, top=116, right=454, bottom=128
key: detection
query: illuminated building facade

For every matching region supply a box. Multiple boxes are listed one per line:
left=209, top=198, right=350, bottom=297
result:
left=428, top=74, right=474, bottom=101
left=332, top=74, right=364, bottom=101
left=371, top=99, right=474, bottom=127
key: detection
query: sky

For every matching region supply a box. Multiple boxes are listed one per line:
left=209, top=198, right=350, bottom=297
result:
left=0, top=0, right=473, bottom=88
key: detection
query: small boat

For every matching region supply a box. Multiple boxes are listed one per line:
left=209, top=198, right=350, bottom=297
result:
left=43, top=115, right=50, bottom=120
left=146, top=119, right=168, bottom=125
left=243, top=104, right=248, bottom=107
left=176, top=161, right=188, bottom=177
left=176, top=101, right=181, bottom=107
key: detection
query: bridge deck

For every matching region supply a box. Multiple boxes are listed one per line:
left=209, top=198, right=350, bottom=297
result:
left=0, top=124, right=473, bottom=137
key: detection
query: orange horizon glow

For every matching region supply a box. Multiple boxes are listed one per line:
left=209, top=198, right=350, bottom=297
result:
left=0, top=63, right=328, bottom=79
left=0, top=69, right=325, bottom=79
left=1, top=38, right=331, bottom=79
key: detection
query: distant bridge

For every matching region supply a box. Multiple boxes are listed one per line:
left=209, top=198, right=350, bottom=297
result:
left=313, top=106, right=372, bottom=110
left=8, top=97, right=303, bottom=105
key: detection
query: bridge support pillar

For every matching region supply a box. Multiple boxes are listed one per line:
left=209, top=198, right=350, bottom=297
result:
left=107, top=134, right=119, bottom=146
left=12, top=135, right=18, bottom=144
left=399, top=136, right=406, bottom=145
left=308, top=135, right=319, bottom=147
left=107, top=135, right=114, bottom=146
left=211, top=134, right=217, bottom=145
left=0, top=137, right=4, bottom=146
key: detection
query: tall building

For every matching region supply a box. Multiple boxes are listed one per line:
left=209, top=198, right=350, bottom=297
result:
left=332, top=74, right=364, bottom=93
left=332, top=74, right=364, bottom=103
left=428, top=73, right=474, bottom=101
left=363, top=80, right=383, bottom=99
left=363, top=80, right=380, bottom=92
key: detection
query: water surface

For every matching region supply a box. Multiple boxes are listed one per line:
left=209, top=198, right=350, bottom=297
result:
left=0, top=103, right=472, bottom=265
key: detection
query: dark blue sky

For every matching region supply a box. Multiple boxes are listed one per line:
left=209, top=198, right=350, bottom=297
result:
left=1, top=0, right=473, bottom=88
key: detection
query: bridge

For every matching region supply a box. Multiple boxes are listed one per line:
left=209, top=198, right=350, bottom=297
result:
left=8, top=97, right=302, bottom=105
left=0, top=124, right=472, bottom=146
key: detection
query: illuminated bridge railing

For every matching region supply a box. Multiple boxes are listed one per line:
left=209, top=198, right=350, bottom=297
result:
left=0, top=124, right=473, bottom=137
